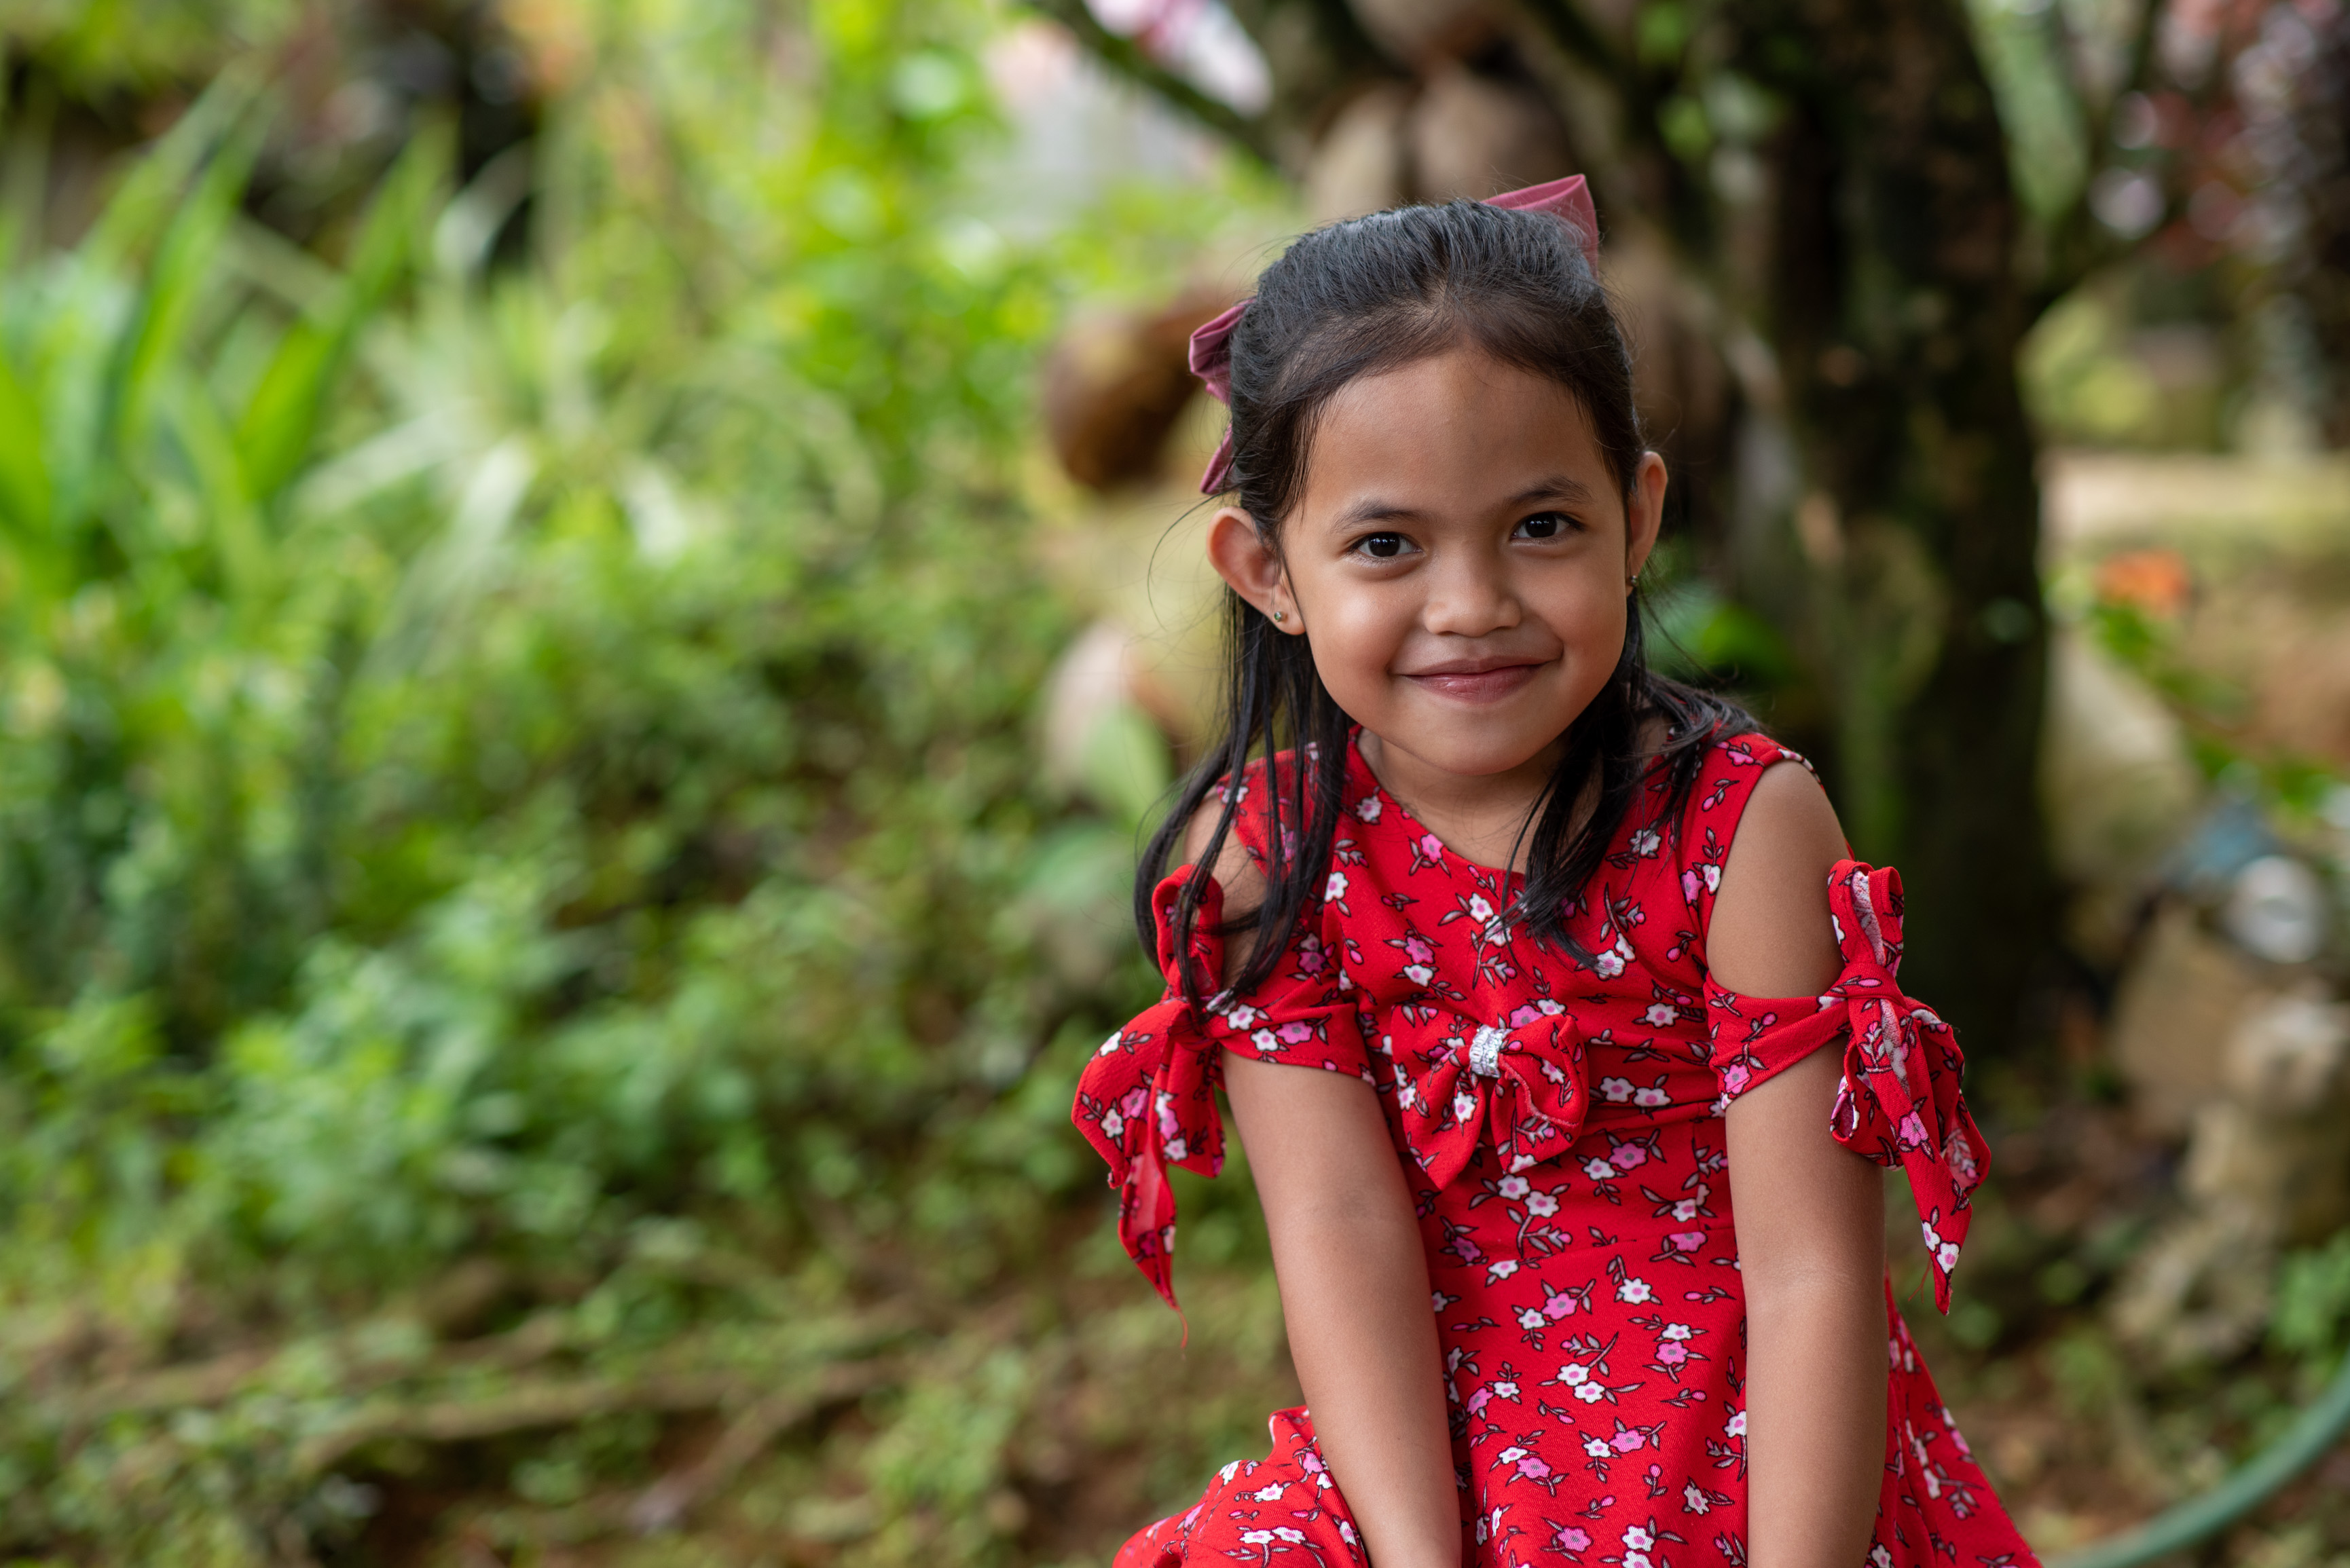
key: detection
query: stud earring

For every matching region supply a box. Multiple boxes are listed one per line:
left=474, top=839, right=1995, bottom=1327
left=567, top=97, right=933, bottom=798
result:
left=1626, top=575, right=1638, bottom=590
left=1272, top=609, right=1287, bottom=623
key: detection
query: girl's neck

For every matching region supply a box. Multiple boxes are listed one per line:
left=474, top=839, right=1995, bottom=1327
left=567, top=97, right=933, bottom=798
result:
left=1357, top=730, right=1566, bottom=876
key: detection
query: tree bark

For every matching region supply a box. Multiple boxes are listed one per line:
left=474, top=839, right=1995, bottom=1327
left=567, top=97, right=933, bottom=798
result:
left=1725, top=0, right=2052, bottom=1046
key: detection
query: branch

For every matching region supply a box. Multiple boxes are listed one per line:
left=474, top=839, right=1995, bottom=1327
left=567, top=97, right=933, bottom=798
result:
left=1517, top=0, right=1635, bottom=82
left=1017, top=0, right=1278, bottom=164
left=2034, top=0, right=2171, bottom=310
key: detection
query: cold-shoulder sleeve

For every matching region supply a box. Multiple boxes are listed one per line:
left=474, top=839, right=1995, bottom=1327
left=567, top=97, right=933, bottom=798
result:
left=1702, top=861, right=1990, bottom=1312
left=1072, top=869, right=1372, bottom=1309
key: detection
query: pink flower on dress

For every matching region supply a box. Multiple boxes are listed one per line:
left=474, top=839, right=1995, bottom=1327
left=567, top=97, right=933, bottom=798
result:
left=1554, top=1525, right=1591, bottom=1552
left=1610, top=1428, right=1645, bottom=1453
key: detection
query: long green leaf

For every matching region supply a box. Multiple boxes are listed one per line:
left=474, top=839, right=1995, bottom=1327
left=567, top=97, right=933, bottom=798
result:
left=0, top=343, right=52, bottom=543
left=77, top=64, right=261, bottom=277
left=237, top=125, right=451, bottom=504
left=109, top=121, right=264, bottom=453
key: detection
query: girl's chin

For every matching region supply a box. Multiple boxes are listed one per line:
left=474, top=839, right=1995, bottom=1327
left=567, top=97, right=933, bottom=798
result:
left=1369, top=714, right=1577, bottom=783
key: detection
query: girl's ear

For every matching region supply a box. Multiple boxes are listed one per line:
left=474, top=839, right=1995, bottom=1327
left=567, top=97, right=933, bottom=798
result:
left=1206, top=506, right=1304, bottom=633
left=1624, top=451, right=1668, bottom=580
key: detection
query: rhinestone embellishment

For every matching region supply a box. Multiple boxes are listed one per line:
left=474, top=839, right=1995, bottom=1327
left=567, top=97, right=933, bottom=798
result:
left=1469, top=1024, right=1507, bottom=1078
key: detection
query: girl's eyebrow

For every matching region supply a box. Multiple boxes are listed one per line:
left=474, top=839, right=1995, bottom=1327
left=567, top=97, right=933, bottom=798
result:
left=1326, top=476, right=1598, bottom=531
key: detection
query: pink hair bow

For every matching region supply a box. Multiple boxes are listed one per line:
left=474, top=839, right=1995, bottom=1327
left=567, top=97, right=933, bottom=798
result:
left=1188, top=173, right=1600, bottom=495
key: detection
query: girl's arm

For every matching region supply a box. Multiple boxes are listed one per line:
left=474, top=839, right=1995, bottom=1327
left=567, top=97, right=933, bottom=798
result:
left=1224, top=1052, right=1459, bottom=1568
left=1190, top=813, right=1460, bottom=1568
left=1710, top=764, right=1888, bottom=1568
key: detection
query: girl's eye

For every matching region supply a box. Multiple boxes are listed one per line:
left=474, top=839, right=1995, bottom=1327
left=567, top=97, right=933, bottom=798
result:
left=1515, top=512, right=1571, bottom=540
left=1356, top=532, right=1410, bottom=559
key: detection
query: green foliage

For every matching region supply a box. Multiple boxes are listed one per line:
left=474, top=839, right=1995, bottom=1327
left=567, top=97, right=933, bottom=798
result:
left=0, top=3, right=1298, bottom=1561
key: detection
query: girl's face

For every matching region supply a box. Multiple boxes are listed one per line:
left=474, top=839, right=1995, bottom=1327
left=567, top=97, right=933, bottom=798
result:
left=1208, top=348, right=1666, bottom=797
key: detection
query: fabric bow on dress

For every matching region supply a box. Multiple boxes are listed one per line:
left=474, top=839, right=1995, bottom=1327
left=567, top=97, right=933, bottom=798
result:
left=1188, top=173, right=1603, bottom=495
left=1704, top=861, right=1990, bottom=1312
left=1073, top=871, right=1363, bottom=1309
left=1389, top=1004, right=1587, bottom=1188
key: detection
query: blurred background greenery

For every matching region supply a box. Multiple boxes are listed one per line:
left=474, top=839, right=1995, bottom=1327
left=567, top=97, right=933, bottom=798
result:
left=0, top=0, right=2345, bottom=1565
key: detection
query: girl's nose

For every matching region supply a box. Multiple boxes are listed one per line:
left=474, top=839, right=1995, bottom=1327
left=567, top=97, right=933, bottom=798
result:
left=1421, top=553, right=1521, bottom=637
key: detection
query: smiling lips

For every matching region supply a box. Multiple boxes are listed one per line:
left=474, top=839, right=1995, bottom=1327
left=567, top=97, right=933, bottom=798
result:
left=1400, top=656, right=1549, bottom=703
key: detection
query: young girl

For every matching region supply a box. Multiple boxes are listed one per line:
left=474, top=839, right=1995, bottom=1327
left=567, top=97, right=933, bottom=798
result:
left=1073, top=178, right=2036, bottom=1568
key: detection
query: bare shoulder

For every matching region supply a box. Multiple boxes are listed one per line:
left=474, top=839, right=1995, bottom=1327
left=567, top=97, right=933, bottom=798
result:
left=1182, top=797, right=1270, bottom=910
left=1706, top=760, right=1846, bottom=998
left=1182, top=797, right=1271, bottom=980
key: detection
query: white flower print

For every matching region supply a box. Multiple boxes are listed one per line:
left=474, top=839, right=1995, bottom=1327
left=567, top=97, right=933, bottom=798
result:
left=1355, top=795, right=1381, bottom=822
left=1249, top=1482, right=1287, bottom=1501
left=1468, top=894, right=1494, bottom=922
left=1671, top=1197, right=1702, bottom=1221
left=1524, top=1191, right=1558, bottom=1216
left=1626, top=1553, right=1653, bottom=1568
left=1617, top=1276, right=1653, bottom=1303
left=1101, top=1108, right=1124, bottom=1140
left=1727, top=1408, right=1748, bottom=1438
left=1452, top=1090, right=1479, bottom=1124
left=1241, top=1530, right=1274, bottom=1545
left=1274, top=1528, right=1304, bottom=1544
left=1634, top=1084, right=1670, bottom=1107
left=1557, top=1362, right=1589, bottom=1385
left=1600, top=1077, right=1634, bottom=1102
left=1643, top=1003, right=1677, bottom=1027
left=1325, top=870, right=1348, bottom=901
left=1487, top=1259, right=1518, bottom=1282
left=1097, top=1030, right=1124, bottom=1056
left=1623, top=1527, right=1655, bottom=1551
left=1684, top=1480, right=1712, bottom=1514
left=1661, top=1322, right=1693, bottom=1341
left=1497, top=1176, right=1530, bottom=1199
left=1518, top=1307, right=1547, bottom=1329
left=1632, top=827, right=1661, bottom=857
left=1583, top=1157, right=1616, bottom=1180
left=1251, top=1028, right=1281, bottom=1053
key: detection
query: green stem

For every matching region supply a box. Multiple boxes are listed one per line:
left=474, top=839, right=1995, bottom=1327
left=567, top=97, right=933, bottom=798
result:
left=2049, top=1354, right=2350, bottom=1568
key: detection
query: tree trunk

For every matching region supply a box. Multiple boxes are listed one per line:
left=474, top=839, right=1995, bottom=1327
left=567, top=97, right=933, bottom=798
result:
left=1725, top=0, right=2053, bottom=1045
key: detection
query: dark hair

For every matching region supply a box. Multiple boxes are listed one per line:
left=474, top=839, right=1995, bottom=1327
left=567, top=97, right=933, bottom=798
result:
left=1138, top=198, right=1753, bottom=1011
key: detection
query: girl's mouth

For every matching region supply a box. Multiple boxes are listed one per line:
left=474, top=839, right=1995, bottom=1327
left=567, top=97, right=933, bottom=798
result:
left=1401, top=661, right=1546, bottom=703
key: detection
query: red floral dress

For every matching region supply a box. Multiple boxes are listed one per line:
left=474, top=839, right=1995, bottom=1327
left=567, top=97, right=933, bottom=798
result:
left=1074, top=731, right=2037, bottom=1568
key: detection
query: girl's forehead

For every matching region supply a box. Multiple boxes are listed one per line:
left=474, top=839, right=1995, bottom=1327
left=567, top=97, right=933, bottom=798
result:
left=1300, top=350, right=1613, bottom=509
